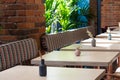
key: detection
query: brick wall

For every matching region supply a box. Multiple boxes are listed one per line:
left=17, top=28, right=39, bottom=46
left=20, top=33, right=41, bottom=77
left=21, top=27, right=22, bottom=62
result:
left=90, top=0, right=97, bottom=33
left=0, top=0, right=45, bottom=48
left=90, top=0, right=120, bottom=30
left=101, top=0, right=120, bottom=28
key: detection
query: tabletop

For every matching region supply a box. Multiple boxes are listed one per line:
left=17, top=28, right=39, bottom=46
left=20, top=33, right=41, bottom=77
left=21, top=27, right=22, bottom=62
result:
left=81, top=38, right=120, bottom=44
left=96, top=32, right=120, bottom=38
left=60, top=43, right=120, bottom=51
left=31, top=51, right=119, bottom=67
left=0, top=66, right=105, bottom=80
left=109, top=30, right=120, bottom=34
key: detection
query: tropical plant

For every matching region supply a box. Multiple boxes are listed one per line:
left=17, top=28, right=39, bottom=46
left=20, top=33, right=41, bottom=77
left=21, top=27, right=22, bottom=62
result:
left=70, top=0, right=95, bottom=28
left=45, top=0, right=73, bottom=32
left=79, top=2, right=95, bottom=22
left=44, top=0, right=59, bottom=27
left=57, top=0, right=72, bottom=31
left=44, top=0, right=95, bottom=33
left=69, top=3, right=82, bottom=28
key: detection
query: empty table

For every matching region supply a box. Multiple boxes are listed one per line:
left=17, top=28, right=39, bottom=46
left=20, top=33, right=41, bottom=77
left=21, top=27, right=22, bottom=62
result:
left=81, top=38, right=120, bottom=44
left=60, top=43, right=120, bottom=52
left=0, top=66, right=105, bottom=80
left=96, top=33, right=120, bottom=38
left=31, top=51, right=119, bottom=77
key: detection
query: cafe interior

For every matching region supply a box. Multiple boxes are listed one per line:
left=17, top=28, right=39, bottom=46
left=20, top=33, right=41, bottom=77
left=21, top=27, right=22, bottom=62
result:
left=0, top=0, right=120, bottom=80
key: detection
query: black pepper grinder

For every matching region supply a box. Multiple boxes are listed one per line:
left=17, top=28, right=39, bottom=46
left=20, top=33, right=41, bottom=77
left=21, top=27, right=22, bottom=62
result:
left=39, top=59, right=47, bottom=76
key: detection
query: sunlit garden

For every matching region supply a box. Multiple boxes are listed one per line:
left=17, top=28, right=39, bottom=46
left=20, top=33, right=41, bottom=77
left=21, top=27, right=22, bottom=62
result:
left=44, top=0, right=95, bottom=34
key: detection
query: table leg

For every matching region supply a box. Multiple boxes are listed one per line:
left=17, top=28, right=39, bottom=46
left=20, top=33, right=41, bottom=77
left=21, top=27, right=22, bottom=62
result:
left=106, top=64, right=113, bottom=79
left=96, top=66, right=100, bottom=69
left=118, top=56, right=120, bottom=67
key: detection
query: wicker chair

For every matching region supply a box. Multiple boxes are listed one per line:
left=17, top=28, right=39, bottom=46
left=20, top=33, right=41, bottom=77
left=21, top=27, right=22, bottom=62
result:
left=107, top=67, right=120, bottom=80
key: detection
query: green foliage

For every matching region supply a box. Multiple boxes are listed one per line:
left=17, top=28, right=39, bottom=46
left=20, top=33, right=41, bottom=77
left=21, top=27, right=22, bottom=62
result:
left=57, top=0, right=72, bottom=31
left=44, top=0, right=94, bottom=33
left=79, top=3, right=95, bottom=20
left=44, top=0, right=60, bottom=28
left=69, top=5, right=82, bottom=28
left=46, top=26, right=51, bottom=33
left=70, top=0, right=95, bottom=28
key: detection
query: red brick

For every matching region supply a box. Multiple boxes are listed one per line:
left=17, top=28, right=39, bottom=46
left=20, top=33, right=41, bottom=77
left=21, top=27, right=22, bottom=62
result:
left=0, top=17, right=8, bottom=22
left=0, top=22, right=17, bottom=29
left=16, top=10, right=34, bottom=16
left=28, top=33, right=41, bottom=39
left=38, top=27, right=45, bottom=33
left=8, top=29, right=31, bottom=35
left=34, top=10, right=45, bottom=16
left=33, top=17, right=45, bottom=23
left=0, top=4, right=8, bottom=10
left=4, top=4, right=26, bottom=10
left=2, top=10, right=16, bottom=16
left=26, top=17, right=35, bottom=22
left=17, top=23, right=35, bottom=29
left=0, top=0, right=16, bottom=3
left=0, top=35, right=17, bottom=41
left=16, top=0, right=35, bottom=4
left=0, top=0, right=45, bottom=47
left=0, top=29, right=9, bottom=35
left=38, top=5, right=45, bottom=10
left=25, top=4, right=38, bottom=10
left=35, top=0, right=42, bottom=4
left=35, top=22, right=45, bottom=27
left=7, top=16, right=26, bottom=23
left=1, top=4, right=38, bottom=10
left=101, top=0, right=120, bottom=28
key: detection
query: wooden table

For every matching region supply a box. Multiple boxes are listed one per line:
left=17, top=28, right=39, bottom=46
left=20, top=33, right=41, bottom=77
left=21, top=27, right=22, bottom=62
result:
left=110, top=30, right=120, bottom=34
left=60, top=41, right=120, bottom=68
left=31, top=51, right=119, bottom=78
left=31, top=51, right=119, bottom=67
left=60, top=43, right=120, bottom=51
left=96, top=32, right=120, bottom=38
left=0, top=66, right=105, bottom=80
left=81, top=38, right=120, bottom=44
